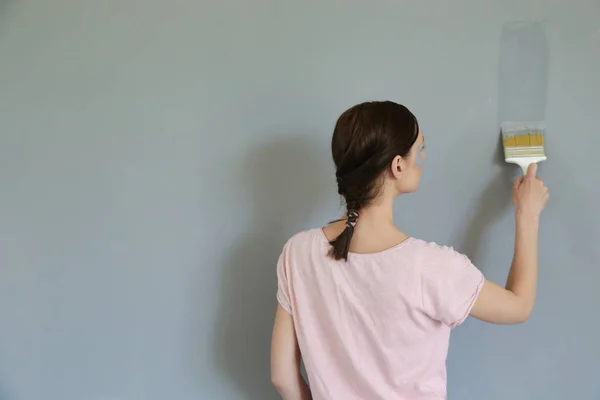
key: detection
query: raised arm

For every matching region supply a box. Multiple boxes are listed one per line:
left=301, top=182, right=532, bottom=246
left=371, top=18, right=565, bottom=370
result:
left=470, top=163, right=549, bottom=324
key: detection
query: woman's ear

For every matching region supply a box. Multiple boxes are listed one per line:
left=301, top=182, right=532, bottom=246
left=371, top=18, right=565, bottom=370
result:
left=390, top=155, right=406, bottom=179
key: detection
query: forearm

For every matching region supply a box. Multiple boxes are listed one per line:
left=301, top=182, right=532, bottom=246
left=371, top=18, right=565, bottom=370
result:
left=506, top=213, right=540, bottom=313
left=275, top=374, right=312, bottom=400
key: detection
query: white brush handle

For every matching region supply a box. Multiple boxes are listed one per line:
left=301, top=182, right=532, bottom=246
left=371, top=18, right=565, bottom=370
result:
left=506, top=156, right=547, bottom=174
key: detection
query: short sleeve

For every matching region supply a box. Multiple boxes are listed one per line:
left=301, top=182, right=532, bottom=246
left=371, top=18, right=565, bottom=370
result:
left=421, top=245, right=485, bottom=327
left=276, top=241, right=292, bottom=314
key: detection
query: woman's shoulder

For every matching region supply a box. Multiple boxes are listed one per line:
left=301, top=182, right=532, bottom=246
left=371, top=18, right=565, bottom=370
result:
left=280, top=228, right=324, bottom=252
left=409, top=237, right=462, bottom=253
left=405, top=237, right=472, bottom=268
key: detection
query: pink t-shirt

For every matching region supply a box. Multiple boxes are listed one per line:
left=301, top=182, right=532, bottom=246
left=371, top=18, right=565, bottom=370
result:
left=276, top=228, right=484, bottom=400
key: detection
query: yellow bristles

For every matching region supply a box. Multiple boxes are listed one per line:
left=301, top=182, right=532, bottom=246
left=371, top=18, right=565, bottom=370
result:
left=503, top=131, right=545, bottom=147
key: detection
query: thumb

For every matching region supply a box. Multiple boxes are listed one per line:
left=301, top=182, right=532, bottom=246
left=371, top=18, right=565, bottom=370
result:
left=526, top=163, right=538, bottom=179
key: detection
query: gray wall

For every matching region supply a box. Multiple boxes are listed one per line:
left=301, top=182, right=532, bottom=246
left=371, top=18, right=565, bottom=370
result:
left=1, top=1, right=599, bottom=399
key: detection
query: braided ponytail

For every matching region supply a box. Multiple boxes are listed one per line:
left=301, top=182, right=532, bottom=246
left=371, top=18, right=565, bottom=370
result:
left=328, top=208, right=359, bottom=261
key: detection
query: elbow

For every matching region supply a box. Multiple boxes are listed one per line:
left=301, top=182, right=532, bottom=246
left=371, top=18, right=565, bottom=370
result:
left=515, top=303, right=534, bottom=324
left=271, top=370, right=302, bottom=396
left=514, top=312, right=530, bottom=324
left=271, top=372, right=292, bottom=393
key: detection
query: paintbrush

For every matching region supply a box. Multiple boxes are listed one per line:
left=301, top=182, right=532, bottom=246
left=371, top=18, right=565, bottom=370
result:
left=501, top=121, right=547, bottom=173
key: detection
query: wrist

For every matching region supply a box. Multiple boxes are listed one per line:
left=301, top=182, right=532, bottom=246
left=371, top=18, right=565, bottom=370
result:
left=515, top=209, right=540, bottom=224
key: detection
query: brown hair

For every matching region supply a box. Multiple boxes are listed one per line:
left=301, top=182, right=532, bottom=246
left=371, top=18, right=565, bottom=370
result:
left=328, top=101, right=419, bottom=261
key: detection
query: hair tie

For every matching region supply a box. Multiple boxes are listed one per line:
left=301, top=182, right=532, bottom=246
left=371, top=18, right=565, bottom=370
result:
left=346, top=209, right=359, bottom=228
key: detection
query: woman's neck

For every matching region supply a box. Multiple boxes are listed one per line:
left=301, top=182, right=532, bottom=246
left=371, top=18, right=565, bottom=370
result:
left=357, top=197, right=395, bottom=226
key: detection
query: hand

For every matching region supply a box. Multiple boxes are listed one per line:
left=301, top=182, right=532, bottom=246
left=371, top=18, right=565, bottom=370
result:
left=512, top=163, right=549, bottom=217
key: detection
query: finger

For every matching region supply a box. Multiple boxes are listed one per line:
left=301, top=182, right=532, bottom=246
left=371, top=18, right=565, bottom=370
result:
left=513, top=176, right=523, bottom=190
left=526, top=163, right=538, bottom=179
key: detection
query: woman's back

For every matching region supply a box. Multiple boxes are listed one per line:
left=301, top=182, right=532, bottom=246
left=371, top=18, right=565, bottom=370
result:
left=277, top=227, right=483, bottom=400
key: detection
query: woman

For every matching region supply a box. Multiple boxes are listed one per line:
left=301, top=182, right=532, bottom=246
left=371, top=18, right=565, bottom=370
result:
left=270, top=101, right=548, bottom=400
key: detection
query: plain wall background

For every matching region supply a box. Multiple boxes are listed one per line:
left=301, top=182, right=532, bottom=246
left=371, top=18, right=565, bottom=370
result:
left=1, top=1, right=599, bottom=399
